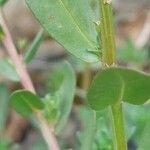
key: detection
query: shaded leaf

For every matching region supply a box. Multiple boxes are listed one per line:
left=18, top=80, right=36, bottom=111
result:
left=77, top=108, right=113, bottom=150
left=26, top=0, right=99, bottom=62
left=43, top=94, right=60, bottom=125
left=87, top=68, right=123, bottom=110
left=0, top=59, right=19, bottom=81
left=30, top=138, right=47, bottom=150
left=138, top=117, right=150, bottom=150
left=87, top=68, right=150, bottom=110
left=10, top=90, right=44, bottom=117
left=0, top=0, right=8, bottom=6
left=124, top=104, right=149, bottom=143
left=24, top=29, right=44, bottom=63
left=0, top=138, right=9, bottom=150
left=79, top=107, right=96, bottom=150
left=0, top=83, right=9, bottom=131
left=118, top=69, right=150, bottom=105
left=49, top=61, right=76, bottom=134
left=117, top=38, right=148, bottom=64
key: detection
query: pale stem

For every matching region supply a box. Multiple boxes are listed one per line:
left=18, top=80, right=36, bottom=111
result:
left=0, top=10, right=59, bottom=150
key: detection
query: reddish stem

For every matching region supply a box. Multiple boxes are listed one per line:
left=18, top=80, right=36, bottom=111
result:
left=0, top=10, right=59, bottom=150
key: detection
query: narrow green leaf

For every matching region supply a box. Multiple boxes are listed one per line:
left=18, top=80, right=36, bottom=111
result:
left=49, top=61, right=76, bottom=134
left=10, top=90, right=44, bottom=117
left=0, top=83, right=9, bottom=131
left=26, top=0, right=99, bottom=62
left=0, top=59, right=19, bottom=81
left=24, top=29, right=44, bottom=63
left=87, top=68, right=150, bottom=110
left=79, top=107, right=96, bottom=150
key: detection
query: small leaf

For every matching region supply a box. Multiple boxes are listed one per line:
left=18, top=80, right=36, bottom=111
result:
left=0, top=83, right=9, bottom=131
left=24, top=29, right=44, bottom=63
left=48, top=61, right=76, bottom=134
left=43, top=94, right=60, bottom=125
left=0, top=59, right=19, bottom=81
left=87, top=68, right=150, bottom=110
left=26, top=0, right=99, bottom=62
left=10, top=90, right=44, bottom=117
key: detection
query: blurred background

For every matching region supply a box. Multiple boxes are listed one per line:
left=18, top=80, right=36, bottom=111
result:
left=0, top=0, right=150, bottom=149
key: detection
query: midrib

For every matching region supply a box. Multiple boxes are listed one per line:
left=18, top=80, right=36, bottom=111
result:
left=59, top=0, right=96, bottom=49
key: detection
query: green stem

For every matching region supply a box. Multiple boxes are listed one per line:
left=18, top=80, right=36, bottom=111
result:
left=111, top=103, right=127, bottom=150
left=99, top=0, right=116, bottom=66
left=98, top=0, right=127, bottom=149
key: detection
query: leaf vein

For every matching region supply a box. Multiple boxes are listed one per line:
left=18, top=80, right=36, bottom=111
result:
left=59, top=0, right=96, bottom=49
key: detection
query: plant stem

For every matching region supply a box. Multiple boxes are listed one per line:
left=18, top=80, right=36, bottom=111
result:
left=111, top=103, right=127, bottom=150
left=99, top=0, right=116, bottom=66
left=0, top=10, right=59, bottom=150
left=99, top=0, right=127, bottom=149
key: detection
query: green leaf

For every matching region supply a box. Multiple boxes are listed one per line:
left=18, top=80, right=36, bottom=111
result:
left=48, top=61, right=76, bottom=134
left=26, top=0, right=99, bottom=62
left=138, top=117, right=150, bottom=150
left=0, top=25, right=4, bottom=40
left=87, top=68, right=123, bottom=110
left=79, top=107, right=96, bottom=150
left=43, top=94, right=60, bottom=125
left=24, top=29, right=44, bottom=63
left=0, top=138, right=9, bottom=150
left=0, top=0, right=8, bottom=6
left=87, top=68, right=150, bottom=110
left=0, top=83, right=9, bottom=131
left=124, top=104, right=149, bottom=143
left=10, top=90, right=44, bottom=117
left=30, top=138, right=47, bottom=150
left=117, top=38, right=148, bottom=64
left=118, top=69, right=150, bottom=105
left=77, top=108, right=113, bottom=150
left=0, top=59, right=19, bottom=81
